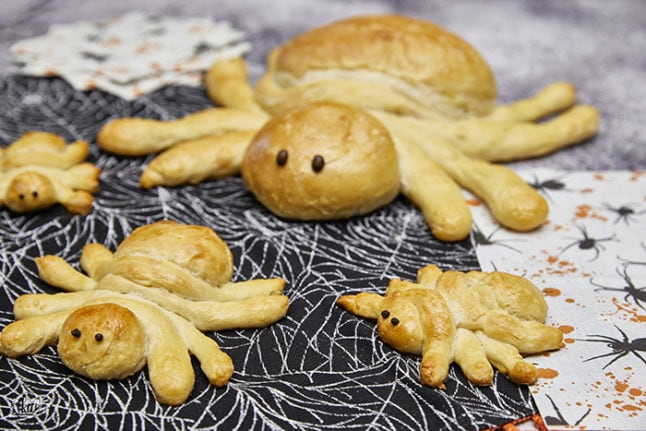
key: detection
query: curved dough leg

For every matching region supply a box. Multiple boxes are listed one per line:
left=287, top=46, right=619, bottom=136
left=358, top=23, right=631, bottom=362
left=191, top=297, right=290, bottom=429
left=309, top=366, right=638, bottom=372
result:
left=35, top=255, right=97, bottom=292
left=484, top=82, right=577, bottom=122
left=0, top=310, right=70, bottom=356
left=394, top=133, right=472, bottom=241
left=97, top=108, right=266, bottom=156
left=140, top=131, right=255, bottom=189
left=476, top=331, right=538, bottom=385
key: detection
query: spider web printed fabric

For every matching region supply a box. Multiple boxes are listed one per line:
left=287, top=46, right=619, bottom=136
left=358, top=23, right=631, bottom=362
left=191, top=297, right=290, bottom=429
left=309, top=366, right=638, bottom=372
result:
left=0, top=74, right=538, bottom=431
left=471, top=168, right=646, bottom=431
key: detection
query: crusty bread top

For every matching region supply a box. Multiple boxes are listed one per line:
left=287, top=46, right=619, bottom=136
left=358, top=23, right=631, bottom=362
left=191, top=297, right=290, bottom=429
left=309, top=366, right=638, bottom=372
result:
left=268, top=14, right=496, bottom=117
left=113, top=220, right=234, bottom=288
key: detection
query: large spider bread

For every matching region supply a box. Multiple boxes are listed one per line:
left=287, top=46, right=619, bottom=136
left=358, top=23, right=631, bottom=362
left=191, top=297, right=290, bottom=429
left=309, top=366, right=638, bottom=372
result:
left=337, top=264, right=563, bottom=387
left=97, top=14, right=599, bottom=241
left=0, top=131, right=100, bottom=214
left=0, top=220, right=289, bottom=405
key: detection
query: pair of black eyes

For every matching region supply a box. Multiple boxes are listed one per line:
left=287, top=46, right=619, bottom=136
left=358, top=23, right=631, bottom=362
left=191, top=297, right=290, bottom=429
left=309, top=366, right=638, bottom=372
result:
left=380, top=310, right=400, bottom=326
left=18, top=191, right=39, bottom=200
left=276, top=149, right=325, bottom=172
left=70, top=328, right=104, bottom=341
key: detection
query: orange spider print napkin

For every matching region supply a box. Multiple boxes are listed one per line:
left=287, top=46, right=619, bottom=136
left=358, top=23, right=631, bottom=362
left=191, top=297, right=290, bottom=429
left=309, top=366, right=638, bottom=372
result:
left=470, top=168, right=646, bottom=431
left=11, top=11, right=250, bottom=100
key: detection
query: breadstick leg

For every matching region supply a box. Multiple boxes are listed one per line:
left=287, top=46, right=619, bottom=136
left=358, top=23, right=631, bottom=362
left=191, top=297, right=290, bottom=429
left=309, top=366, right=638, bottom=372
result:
left=98, top=274, right=289, bottom=331
left=394, top=132, right=472, bottom=241
left=377, top=112, right=549, bottom=231
left=420, top=338, right=453, bottom=387
left=453, top=328, right=493, bottom=385
left=97, top=107, right=267, bottom=156
left=484, top=82, right=577, bottom=122
left=140, top=131, right=255, bottom=189
left=216, top=278, right=286, bottom=300
left=0, top=310, right=70, bottom=357
left=35, top=255, right=97, bottom=291
left=336, top=292, right=384, bottom=320
left=13, top=291, right=113, bottom=319
left=478, top=311, right=563, bottom=354
left=163, top=310, right=234, bottom=387
left=205, top=56, right=266, bottom=115
left=475, top=331, right=538, bottom=385
left=417, top=289, right=456, bottom=387
left=437, top=105, right=600, bottom=161
left=80, top=243, right=114, bottom=279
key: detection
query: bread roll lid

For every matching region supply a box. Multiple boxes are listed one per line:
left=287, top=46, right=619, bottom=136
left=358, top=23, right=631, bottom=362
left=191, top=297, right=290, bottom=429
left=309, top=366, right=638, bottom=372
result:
left=266, top=14, right=496, bottom=117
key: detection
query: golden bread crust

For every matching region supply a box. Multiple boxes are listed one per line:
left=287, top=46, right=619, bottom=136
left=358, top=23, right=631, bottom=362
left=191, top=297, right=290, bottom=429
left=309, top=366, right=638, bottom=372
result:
left=112, top=220, right=234, bottom=288
left=58, top=303, right=146, bottom=380
left=256, top=14, right=496, bottom=118
left=241, top=102, right=400, bottom=220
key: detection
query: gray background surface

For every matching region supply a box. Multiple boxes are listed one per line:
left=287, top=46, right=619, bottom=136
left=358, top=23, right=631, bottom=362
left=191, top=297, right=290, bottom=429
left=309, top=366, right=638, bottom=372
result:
left=1, top=0, right=644, bottom=169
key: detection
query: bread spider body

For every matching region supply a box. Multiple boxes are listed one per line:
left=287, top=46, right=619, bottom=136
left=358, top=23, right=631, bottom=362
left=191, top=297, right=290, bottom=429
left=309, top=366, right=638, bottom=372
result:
left=0, top=131, right=100, bottom=214
left=96, top=14, right=600, bottom=241
left=0, top=221, right=289, bottom=405
left=337, top=264, right=563, bottom=387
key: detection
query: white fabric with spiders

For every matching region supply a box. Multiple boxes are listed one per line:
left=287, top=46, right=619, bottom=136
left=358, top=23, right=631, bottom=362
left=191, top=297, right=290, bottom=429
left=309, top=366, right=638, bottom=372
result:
left=471, top=167, right=646, bottom=431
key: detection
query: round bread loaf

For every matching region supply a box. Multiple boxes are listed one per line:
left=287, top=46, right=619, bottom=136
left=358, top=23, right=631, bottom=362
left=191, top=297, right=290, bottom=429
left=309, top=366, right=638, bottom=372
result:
left=255, top=14, right=496, bottom=119
left=58, top=303, right=146, bottom=380
left=241, top=102, right=400, bottom=220
left=112, top=220, right=234, bottom=288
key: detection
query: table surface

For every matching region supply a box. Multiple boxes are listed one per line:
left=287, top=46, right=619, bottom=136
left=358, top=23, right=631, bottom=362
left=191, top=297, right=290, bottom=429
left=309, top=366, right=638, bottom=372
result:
left=0, top=1, right=644, bottom=431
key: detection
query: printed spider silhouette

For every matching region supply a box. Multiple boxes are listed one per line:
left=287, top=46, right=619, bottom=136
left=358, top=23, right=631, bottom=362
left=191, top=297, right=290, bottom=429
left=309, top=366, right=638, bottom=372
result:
left=527, top=173, right=571, bottom=203
left=560, top=224, right=617, bottom=261
left=591, top=265, right=646, bottom=311
left=543, top=393, right=591, bottom=428
left=471, top=224, right=523, bottom=253
left=96, top=15, right=599, bottom=242
left=337, top=264, right=563, bottom=387
left=0, top=131, right=100, bottom=214
left=578, top=325, right=646, bottom=370
left=0, top=220, right=289, bottom=405
left=602, top=202, right=646, bottom=225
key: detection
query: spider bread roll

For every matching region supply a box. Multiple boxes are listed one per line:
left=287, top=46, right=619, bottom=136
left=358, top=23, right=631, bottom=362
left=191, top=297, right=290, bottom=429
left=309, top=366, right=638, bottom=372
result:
left=241, top=102, right=400, bottom=220
left=255, top=14, right=496, bottom=119
left=2, top=220, right=288, bottom=405
left=337, top=264, right=563, bottom=387
left=0, top=132, right=100, bottom=214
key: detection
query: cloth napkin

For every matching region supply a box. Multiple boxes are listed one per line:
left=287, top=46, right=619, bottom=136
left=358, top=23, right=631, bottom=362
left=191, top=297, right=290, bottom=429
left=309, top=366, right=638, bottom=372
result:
left=10, top=11, right=251, bottom=100
left=471, top=168, right=646, bottom=431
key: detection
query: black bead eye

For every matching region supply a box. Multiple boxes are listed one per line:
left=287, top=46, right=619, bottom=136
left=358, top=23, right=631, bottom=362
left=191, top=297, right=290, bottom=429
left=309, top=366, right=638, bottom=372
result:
left=32, top=191, right=38, bottom=198
left=391, top=317, right=400, bottom=326
left=311, top=155, right=324, bottom=172
left=381, top=310, right=390, bottom=319
left=94, top=333, right=104, bottom=342
left=19, top=194, right=25, bottom=200
left=276, top=149, right=288, bottom=166
left=71, top=328, right=82, bottom=338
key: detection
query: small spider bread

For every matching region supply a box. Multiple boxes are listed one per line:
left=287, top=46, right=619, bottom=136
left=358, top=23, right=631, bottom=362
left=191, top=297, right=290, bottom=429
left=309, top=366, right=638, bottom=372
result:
left=0, top=220, right=289, bottom=405
left=0, top=131, right=100, bottom=214
left=337, top=264, right=563, bottom=387
left=96, top=15, right=600, bottom=240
